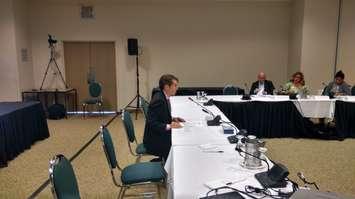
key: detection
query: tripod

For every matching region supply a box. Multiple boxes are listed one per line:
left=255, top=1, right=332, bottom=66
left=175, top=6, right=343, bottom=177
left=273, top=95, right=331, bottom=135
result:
left=125, top=55, right=143, bottom=119
left=40, top=44, right=68, bottom=90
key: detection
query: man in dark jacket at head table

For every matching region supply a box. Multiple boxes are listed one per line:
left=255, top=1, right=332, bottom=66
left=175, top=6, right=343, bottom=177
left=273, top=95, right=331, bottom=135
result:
left=143, top=74, right=185, bottom=161
left=250, top=72, right=275, bottom=95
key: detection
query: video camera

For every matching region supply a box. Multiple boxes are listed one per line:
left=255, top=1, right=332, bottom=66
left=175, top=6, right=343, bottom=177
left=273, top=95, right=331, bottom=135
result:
left=48, top=34, right=57, bottom=47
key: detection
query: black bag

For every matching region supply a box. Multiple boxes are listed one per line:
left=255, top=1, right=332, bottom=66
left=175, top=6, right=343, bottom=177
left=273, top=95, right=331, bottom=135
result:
left=48, top=103, right=66, bottom=119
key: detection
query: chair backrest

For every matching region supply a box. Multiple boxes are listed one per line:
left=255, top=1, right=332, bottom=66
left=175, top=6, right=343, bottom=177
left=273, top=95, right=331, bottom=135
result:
left=352, top=86, right=355, bottom=96
left=151, top=87, right=161, bottom=100
left=140, top=97, right=149, bottom=119
left=89, top=82, right=102, bottom=98
left=100, top=127, right=118, bottom=169
left=223, top=85, right=238, bottom=95
left=122, top=110, right=136, bottom=143
left=321, top=85, right=329, bottom=95
left=49, top=154, right=80, bottom=199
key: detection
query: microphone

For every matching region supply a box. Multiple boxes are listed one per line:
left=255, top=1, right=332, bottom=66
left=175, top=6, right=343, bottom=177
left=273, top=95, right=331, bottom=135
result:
left=242, top=83, right=251, bottom=100
left=201, top=108, right=215, bottom=117
left=244, top=83, right=248, bottom=93
left=188, top=97, right=213, bottom=115
left=203, top=98, right=214, bottom=106
left=188, top=97, right=221, bottom=126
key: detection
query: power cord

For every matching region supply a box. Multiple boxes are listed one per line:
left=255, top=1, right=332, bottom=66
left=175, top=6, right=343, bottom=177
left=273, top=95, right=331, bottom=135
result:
left=245, top=185, right=289, bottom=199
left=205, top=186, right=258, bottom=199
left=297, top=172, right=319, bottom=190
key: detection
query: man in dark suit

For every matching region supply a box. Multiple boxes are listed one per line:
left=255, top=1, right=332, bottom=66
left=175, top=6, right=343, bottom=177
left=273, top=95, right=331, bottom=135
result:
left=250, top=72, right=275, bottom=95
left=143, top=74, right=185, bottom=161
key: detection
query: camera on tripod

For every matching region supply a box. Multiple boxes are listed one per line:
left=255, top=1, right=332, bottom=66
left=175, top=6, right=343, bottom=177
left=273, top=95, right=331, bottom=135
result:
left=48, top=34, right=57, bottom=47
left=40, top=34, right=68, bottom=90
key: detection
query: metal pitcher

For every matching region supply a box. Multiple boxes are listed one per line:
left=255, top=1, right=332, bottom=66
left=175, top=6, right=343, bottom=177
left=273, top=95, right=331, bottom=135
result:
left=244, top=135, right=262, bottom=169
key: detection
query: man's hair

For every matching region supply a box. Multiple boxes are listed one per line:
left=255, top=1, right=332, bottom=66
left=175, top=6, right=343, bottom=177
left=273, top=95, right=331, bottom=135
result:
left=335, top=70, right=345, bottom=79
left=159, top=74, right=179, bottom=90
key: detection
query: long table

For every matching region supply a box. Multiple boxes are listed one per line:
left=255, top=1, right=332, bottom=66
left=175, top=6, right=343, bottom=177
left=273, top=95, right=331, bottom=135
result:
left=210, top=95, right=355, bottom=139
left=0, top=101, right=50, bottom=167
left=166, top=96, right=292, bottom=198
left=165, top=95, right=355, bottom=198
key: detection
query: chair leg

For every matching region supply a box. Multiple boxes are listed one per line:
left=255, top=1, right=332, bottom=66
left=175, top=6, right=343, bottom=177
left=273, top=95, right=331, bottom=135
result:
left=99, top=103, right=103, bottom=117
left=135, top=155, right=142, bottom=163
left=117, top=187, right=124, bottom=199
left=157, top=184, right=162, bottom=199
left=120, top=187, right=127, bottom=199
left=82, top=104, right=86, bottom=119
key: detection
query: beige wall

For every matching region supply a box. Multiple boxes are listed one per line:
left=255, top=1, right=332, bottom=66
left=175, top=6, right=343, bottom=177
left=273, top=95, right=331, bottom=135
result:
left=300, top=0, right=339, bottom=93
left=0, top=0, right=33, bottom=101
left=0, top=0, right=21, bottom=101
left=29, top=1, right=290, bottom=107
left=13, top=0, right=34, bottom=92
left=338, top=0, right=355, bottom=86
left=2, top=0, right=354, bottom=103
left=287, top=0, right=304, bottom=78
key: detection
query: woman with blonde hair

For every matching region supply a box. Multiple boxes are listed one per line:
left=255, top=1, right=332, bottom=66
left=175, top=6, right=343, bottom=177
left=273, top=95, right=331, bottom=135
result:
left=284, top=72, right=309, bottom=95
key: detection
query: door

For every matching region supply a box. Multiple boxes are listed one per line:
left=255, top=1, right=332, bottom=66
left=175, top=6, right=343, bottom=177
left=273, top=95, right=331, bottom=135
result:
left=64, top=41, right=117, bottom=111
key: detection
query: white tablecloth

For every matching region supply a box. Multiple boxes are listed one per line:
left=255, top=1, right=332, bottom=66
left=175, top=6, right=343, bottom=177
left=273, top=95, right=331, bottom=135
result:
left=171, top=96, right=236, bottom=146
left=165, top=95, right=355, bottom=198
left=206, top=95, right=355, bottom=118
left=165, top=145, right=293, bottom=199
left=206, top=95, right=336, bottom=118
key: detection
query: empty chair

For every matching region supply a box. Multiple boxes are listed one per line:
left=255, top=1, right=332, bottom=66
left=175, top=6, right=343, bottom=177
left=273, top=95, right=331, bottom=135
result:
left=322, top=85, right=329, bottom=96
left=82, top=82, right=103, bottom=118
left=100, top=126, right=165, bottom=198
left=122, top=110, right=152, bottom=162
left=151, top=87, right=161, bottom=100
left=223, top=85, right=238, bottom=95
left=49, top=154, right=81, bottom=199
left=139, top=96, right=149, bottom=120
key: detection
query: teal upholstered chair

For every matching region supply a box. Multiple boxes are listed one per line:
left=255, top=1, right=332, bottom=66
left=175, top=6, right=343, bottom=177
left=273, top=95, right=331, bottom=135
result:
left=122, top=110, right=152, bottom=162
left=139, top=97, right=149, bottom=120
left=49, top=154, right=81, bottom=199
left=321, top=85, right=329, bottom=95
left=223, top=85, right=238, bottom=95
left=100, top=126, right=165, bottom=199
left=82, top=82, right=103, bottom=118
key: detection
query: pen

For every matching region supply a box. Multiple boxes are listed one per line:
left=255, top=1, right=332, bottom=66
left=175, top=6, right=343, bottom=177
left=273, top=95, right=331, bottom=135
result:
left=204, top=150, right=224, bottom=153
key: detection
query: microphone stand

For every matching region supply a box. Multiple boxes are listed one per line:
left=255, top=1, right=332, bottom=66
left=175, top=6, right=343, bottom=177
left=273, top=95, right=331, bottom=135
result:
left=125, top=54, right=143, bottom=119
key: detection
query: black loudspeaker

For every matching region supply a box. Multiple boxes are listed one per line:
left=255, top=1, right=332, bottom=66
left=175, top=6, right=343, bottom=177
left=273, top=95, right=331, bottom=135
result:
left=127, top=38, right=138, bottom=55
left=48, top=103, right=66, bottom=120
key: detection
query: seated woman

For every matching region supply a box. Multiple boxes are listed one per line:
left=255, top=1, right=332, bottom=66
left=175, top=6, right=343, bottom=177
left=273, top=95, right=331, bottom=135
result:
left=284, top=72, right=309, bottom=96
left=323, top=70, right=351, bottom=96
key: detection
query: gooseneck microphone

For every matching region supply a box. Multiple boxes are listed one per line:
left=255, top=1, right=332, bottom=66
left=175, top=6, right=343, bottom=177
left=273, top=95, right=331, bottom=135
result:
left=188, top=97, right=221, bottom=126
left=188, top=97, right=214, bottom=116
left=188, top=97, right=240, bottom=130
left=242, top=83, right=251, bottom=100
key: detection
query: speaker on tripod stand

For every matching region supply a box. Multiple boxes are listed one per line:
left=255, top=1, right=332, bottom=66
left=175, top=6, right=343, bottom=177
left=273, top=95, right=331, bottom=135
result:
left=125, top=38, right=143, bottom=119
